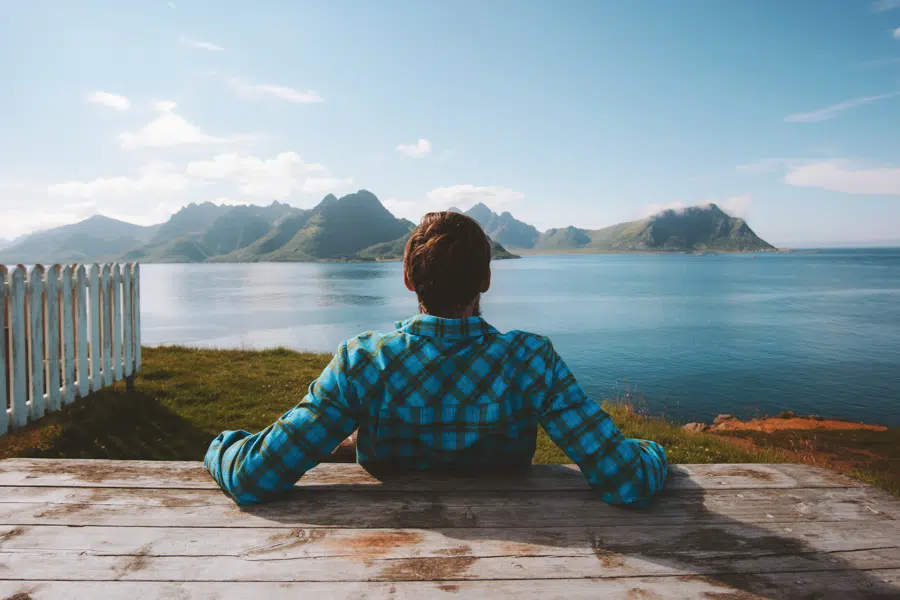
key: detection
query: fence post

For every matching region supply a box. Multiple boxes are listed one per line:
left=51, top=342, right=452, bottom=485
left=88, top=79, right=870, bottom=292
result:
left=28, top=265, right=46, bottom=420
left=75, top=265, right=89, bottom=399
left=88, top=265, right=101, bottom=392
left=112, top=264, right=123, bottom=382
left=62, top=266, right=76, bottom=405
left=101, top=265, right=112, bottom=387
left=45, top=265, right=61, bottom=413
left=0, top=266, right=8, bottom=435
left=9, top=267, right=27, bottom=428
left=134, top=263, right=141, bottom=373
left=123, top=264, right=134, bottom=390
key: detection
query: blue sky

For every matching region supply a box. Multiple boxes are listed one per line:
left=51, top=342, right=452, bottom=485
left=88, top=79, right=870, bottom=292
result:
left=2, top=0, right=900, bottom=246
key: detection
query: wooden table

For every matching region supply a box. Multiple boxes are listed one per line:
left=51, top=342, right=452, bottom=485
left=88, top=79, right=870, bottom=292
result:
left=0, top=460, right=898, bottom=599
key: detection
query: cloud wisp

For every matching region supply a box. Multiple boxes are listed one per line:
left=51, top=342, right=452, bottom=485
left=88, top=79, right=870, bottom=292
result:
left=48, top=162, right=190, bottom=199
left=426, top=185, right=524, bottom=209
left=228, top=78, right=323, bottom=103
left=784, top=92, right=900, bottom=123
left=785, top=160, right=900, bottom=195
left=180, top=36, right=225, bottom=52
left=86, top=91, right=130, bottom=111
left=118, top=101, right=227, bottom=149
left=873, top=0, right=900, bottom=12
left=186, top=152, right=352, bottom=199
left=396, top=139, right=432, bottom=158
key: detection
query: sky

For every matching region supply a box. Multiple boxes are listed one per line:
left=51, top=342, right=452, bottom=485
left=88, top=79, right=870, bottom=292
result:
left=2, top=1, right=900, bottom=247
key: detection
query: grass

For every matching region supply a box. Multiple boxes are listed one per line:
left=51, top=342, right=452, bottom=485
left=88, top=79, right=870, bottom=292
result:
left=1, top=346, right=895, bottom=497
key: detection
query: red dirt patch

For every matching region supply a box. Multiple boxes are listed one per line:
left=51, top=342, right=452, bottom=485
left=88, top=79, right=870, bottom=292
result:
left=710, top=417, right=886, bottom=433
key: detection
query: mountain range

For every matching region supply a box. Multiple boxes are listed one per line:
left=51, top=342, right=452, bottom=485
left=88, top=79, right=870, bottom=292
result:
left=455, top=202, right=774, bottom=253
left=0, top=191, right=774, bottom=265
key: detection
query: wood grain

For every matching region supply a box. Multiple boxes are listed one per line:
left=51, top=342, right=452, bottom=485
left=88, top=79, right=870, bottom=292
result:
left=0, top=571, right=897, bottom=599
left=0, top=460, right=865, bottom=491
left=0, top=485, right=896, bottom=529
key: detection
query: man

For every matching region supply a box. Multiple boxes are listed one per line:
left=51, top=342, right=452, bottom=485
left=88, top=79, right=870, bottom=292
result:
left=205, top=212, right=668, bottom=506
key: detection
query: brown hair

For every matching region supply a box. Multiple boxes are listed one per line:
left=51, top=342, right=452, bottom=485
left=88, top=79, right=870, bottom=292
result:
left=403, top=212, right=491, bottom=317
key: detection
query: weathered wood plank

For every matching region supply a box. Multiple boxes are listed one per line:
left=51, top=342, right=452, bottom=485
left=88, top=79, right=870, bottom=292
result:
left=0, top=460, right=866, bottom=491
left=123, top=264, right=133, bottom=377
left=0, top=569, right=900, bottom=600
left=8, top=267, right=27, bottom=428
left=112, top=264, right=123, bottom=381
left=27, top=265, right=45, bottom=420
left=0, top=573, right=896, bottom=600
left=101, top=264, right=112, bottom=387
left=0, top=547, right=898, bottom=583
left=61, top=265, right=76, bottom=405
left=88, top=264, right=101, bottom=392
left=0, top=486, right=896, bottom=528
left=74, top=265, right=89, bottom=398
left=134, top=263, right=141, bottom=372
left=1, top=521, right=896, bottom=560
left=0, top=266, right=7, bottom=435
left=44, top=264, right=61, bottom=412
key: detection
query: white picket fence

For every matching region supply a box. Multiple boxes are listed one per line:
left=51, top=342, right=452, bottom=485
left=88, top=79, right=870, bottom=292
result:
left=0, top=263, right=141, bottom=436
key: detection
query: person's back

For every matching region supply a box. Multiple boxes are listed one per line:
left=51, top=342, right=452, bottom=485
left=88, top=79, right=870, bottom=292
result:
left=205, top=212, right=668, bottom=506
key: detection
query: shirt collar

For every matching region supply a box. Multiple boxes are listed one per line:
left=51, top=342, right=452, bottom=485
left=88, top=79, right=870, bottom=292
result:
left=395, top=314, right=500, bottom=340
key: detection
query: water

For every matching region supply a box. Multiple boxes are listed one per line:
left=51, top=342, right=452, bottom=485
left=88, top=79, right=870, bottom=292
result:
left=140, top=249, right=900, bottom=426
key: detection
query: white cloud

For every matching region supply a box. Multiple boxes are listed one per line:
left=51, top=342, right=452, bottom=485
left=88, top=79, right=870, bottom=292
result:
left=228, top=78, right=323, bottom=103
left=873, top=0, right=900, bottom=11
left=784, top=92, right=900, bottom=123
left=47, top=162, right=190, bottom=199
left=180, top=36, right=225, bottom=52
left=893, top=27, right=900, bottom=39
left=721, top=193, right=752, bottom=218
left=186, top=152, right=351, bottom=200
left=641, top=201, right=686, bottom=218
left=785, top=160, right=900, bottom=195
left=426, top=185, right=524, bottom=209
left=86, top=90, right=130, bottom=111
left=640, top=195, right=752, bottom=219
left=396, top=139, right=432, bottom=158
left=119, top=105, right=226, bottom=149
left=153, top=99, right=177, bottom=112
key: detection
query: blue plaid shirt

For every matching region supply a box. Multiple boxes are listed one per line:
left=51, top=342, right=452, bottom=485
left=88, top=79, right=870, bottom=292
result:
left=205, top=315, right=668, bottom=506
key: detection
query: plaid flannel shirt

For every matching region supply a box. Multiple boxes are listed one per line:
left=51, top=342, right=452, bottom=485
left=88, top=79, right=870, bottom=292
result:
left=205, top=314, right=668, bottom=506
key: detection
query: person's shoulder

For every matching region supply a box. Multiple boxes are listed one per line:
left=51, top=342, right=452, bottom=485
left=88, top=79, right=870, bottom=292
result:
left=494, top=328, right=554, bottom=353
left=342, top=329, right=404, bottom=356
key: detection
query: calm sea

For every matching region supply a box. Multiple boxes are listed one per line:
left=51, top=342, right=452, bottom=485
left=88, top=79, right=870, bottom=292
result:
left=140, top=249, right=900, bottom=426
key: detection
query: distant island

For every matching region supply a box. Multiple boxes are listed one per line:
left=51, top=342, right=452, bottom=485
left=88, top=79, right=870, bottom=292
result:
left=452, top=202, right=774, bottom=253
left=0, top=190, right=774, bottom=264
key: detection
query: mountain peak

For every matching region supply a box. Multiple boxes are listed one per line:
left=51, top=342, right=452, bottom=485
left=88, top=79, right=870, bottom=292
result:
left=465, top=202, right=497, bottom=224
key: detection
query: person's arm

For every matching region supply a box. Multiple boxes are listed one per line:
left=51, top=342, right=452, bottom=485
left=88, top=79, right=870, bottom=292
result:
left=536, top=341, right=668, bottom=507
left=204, top=342, right=358, bottom=505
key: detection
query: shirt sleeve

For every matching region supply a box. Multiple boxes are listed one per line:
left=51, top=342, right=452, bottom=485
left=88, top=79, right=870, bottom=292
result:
left=204, top=342, right=358, bottom=505
left=536, top=341, right=668, bottom=507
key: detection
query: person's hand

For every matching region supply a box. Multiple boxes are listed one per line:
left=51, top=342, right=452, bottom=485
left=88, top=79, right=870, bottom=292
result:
left=324, top=430, right=357, bottom=463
